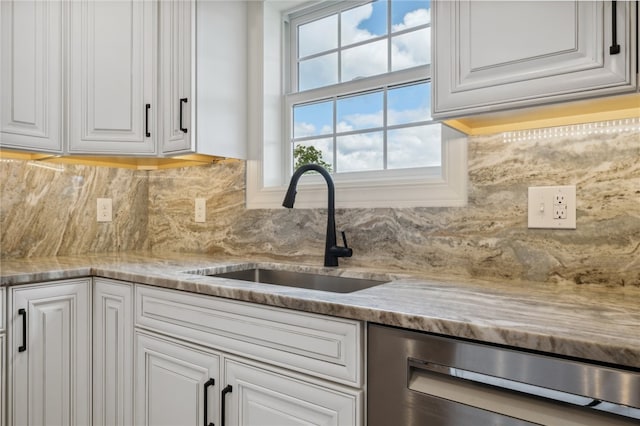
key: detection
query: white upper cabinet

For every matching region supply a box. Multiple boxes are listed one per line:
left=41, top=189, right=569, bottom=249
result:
left=432, top=0, right=638, bottom=119
left=159, top=0, right=192, bottom=154
left=0, top=0, right=64, bottom=153
left=159, top=0, right=247, bottom=159
left=68, top=0, right=158, bottom=155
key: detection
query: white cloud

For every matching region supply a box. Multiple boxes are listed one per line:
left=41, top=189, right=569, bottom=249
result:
left=391, top=28, right=430, bottom=71
left=388, top=125, right=441, bottom=169
left=341, top=39, right=388, bottom=82
left=337, top=111, right=383, bottom=133
left=294, top=122, right=317, bottom=138
left=392, top=8, right=431, bottom=33
left=341, top=3, right=378, bottom=45
left=388, top=105, right=431, bottom=125
left=337, top=132, right=383, bottom=172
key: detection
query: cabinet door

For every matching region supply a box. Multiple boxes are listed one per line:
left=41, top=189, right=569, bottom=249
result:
left=159, top=0, right=194, bottom=154
left=433, top=0, right=637, bottom=118
left=135, top=331, right=220, bottom=426
left=223, top=358, right=361, bottom=426
left=0, top=0, right=64, bottom=153
left=8, top=279, right=91, bottom=426
left=93, top=278, right=133, bottom=426
left=68, top=0, right=157, bottom=155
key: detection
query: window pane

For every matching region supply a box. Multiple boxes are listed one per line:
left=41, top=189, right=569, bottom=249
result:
left=293, top=101, right=333, bottom=138
left=299, top=53, right=338, bottom=91
left=298, top=15, right=338, bottom=58
left=388, top=82, right=431, bottom=125
left=341, top=39, right=388, bottom=82
left=387, top=124, right=441, bottom=169
left=337, top=92, right=383, bottom=132
left=391, top=0, right=430, bottom=32
left=341, top=0, right=388, bottom=46
left=336, top=131, right=383, bottom=172
left=391, top=28, right=430, bottom=71
left=294, top=140, right=334, bottom=171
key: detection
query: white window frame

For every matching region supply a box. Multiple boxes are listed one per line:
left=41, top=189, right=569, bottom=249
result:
left=246, top=0, right=467, bottom=209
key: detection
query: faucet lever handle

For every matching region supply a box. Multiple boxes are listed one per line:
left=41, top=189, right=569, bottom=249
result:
left=341, top=231, right=349, bottom=248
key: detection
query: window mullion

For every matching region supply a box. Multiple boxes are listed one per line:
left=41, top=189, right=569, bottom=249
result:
left=383, top=87, right=388, bottom=170
left=332, top=96, right=338, bottom=173
left=337, top=11, right=342, bottom=84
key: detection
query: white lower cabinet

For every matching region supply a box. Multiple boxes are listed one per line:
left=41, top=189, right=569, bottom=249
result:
left=224, top=357, right=360, bottom=426
left=93, top=278, right=134, bottom=426
left=134, top=283, right=364, bottom=426
left=3, top=278, right=362, bottom=425
left=8, top=278, right=92, bottom=426
left=135, top=330, right=220, bottom=426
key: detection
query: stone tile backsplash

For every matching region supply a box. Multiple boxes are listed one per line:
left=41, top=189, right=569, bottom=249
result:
left=2, top=119, right=638, bottom=285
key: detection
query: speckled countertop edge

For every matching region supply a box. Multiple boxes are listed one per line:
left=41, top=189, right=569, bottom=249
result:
left=2, top=252, right=639, bottom=369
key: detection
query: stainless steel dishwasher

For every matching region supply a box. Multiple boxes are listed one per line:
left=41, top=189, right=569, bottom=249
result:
left=368, top=324, right=640, bottom=425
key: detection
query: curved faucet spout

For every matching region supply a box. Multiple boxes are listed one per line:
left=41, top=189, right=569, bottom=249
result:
left=282, top=164, right=352, bottom=267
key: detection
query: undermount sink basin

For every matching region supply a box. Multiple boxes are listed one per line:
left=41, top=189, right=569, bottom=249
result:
left=204, top=268, right=388, bottom=293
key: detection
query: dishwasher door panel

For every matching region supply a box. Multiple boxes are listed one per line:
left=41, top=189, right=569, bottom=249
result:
left=367, top=324, right=640, bottom=426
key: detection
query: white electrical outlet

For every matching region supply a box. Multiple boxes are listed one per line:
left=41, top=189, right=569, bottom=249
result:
left=97, top=198, right=112, bottom=222
left=528, top=185, right=576, bottom=229
left=195, top=198, right=206, bottom=222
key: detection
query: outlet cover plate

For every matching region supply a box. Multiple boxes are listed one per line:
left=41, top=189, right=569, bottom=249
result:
left=195, top=198, right=206, bottom=222
left=97, top=198, right=112, bottom=222
left=528, top=185, right=576, bottom=229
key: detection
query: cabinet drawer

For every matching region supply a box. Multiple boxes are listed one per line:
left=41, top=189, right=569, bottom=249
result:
left=135, top=285, right=363, bottom=386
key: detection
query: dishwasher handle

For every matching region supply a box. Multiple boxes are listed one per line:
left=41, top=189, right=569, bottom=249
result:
left=408, top=358, right=640, bottom=423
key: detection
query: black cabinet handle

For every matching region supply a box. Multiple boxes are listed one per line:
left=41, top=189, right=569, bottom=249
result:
left=204, top=378, right=215, bottom=426
left=221, top=385, right=232, bottom=426
left=18, top=308, right=27, bottom=352
left=180, top=98, right=188, bottom=133
left=610, top=1, right=621, bottom=54
left=145, top=104, right=151, bottom=137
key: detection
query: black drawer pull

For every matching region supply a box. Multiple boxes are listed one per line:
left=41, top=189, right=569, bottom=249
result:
left=204, top=378, right=215, bottom=426
left=610, top=1, right=620, bottom=54
left=18, top=308, right=27, bottom=352
left=145, top=104, right=151, bottom=137
left=221, top=385, right=232, bottom=426
left=180, top=98, right=188, bottom=133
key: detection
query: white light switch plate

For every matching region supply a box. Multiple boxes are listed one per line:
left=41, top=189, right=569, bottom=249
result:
left=97, top=198, right=112, bottom=222
left=195, top=198, right=206, bottom=222
left=528, top=186, right=576, bottom=229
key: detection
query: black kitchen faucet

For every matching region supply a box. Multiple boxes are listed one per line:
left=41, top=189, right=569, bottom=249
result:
left=282, top=164, right=353, bottom=267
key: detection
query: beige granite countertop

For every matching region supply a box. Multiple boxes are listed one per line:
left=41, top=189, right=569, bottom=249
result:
left=1, top=252, right=639, bottom=369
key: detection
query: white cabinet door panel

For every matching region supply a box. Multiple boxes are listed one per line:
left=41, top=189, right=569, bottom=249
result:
left=0, top=0, right=63, bottom=152
left=224, top=358, right=362, bottom=426
left=433, top=0, right=637, bottom=118
left=135, top=331, right=220, bottom=426
left=68, top=0, right=157, bottom=154
left=8, top=278, right=91, bottom=426
left=159, top=0, right=193, bottom=154
left=93, top=278, right=134, bottom=426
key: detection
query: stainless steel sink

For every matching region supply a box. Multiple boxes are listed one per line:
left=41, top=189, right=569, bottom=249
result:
left=206, top=268, right=388, bottom=293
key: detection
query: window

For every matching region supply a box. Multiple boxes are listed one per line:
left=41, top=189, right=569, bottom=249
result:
left=246, top=1, right=467, bottom=209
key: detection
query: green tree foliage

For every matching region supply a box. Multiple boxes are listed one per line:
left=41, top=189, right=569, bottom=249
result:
left=293, top=145, right=332, bottom=172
